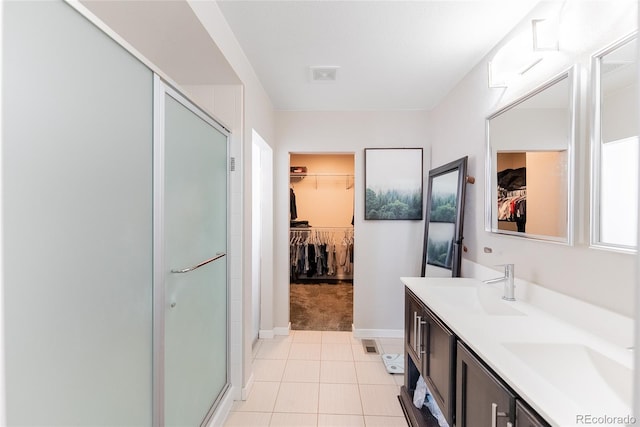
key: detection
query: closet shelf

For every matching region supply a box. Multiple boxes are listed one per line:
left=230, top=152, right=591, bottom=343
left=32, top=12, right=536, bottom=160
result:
left=289, top=173, right=354, bottom=190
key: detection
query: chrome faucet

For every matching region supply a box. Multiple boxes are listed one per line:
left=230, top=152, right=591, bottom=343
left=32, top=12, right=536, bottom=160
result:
left=483, top=264, right=515, bottom=301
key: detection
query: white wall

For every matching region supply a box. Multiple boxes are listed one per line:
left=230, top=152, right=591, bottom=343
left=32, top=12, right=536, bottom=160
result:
left=428, top=1, right=638, bottom=316
left=603, top=80, right=638, bottom=143
left=289, top=154, right=354, bottom=228
left=275, top=111, right=429, bottom=336
left=186, top=0, right=276, bottom=403
left=181, top=84, right=246, bottom=402
left=491, top=108, right=568, bottom=151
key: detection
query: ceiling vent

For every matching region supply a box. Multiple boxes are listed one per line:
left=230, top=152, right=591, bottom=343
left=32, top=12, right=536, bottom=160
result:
left=310, top=66, right=339, bottom=83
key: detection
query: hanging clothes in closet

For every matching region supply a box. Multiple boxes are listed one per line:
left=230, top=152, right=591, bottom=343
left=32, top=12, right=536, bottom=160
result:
left=290, top=187, right=298, bottom=220
left=497, top=188, right=526, bottom=232
left=497, top=167, right=526, bottom=232
left=290, top=228, right=354, bottom=282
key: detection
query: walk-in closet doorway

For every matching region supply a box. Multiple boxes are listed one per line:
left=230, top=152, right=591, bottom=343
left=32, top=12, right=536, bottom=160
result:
left=289, top=153, right=355, bottom=331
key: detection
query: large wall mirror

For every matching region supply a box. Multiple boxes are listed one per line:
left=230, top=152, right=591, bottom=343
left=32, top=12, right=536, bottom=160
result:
left=591, top=33, right=638, bottom=251
left=421, top=156, right=468, bottom=278
left=486, top=68, right=577, bottom=243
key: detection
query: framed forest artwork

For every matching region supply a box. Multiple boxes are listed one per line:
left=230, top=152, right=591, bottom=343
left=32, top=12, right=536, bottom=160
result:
left=364, top=148, right=423, bottom=220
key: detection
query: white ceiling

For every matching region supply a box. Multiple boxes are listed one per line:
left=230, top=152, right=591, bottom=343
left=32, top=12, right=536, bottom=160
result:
left=81, top=0, right=541, bottom=112
left=216, top=0, right=540, bottom=111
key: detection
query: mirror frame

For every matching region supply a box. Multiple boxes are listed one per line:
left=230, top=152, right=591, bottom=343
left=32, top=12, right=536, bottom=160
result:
left=421, top=156, right=468, bottom=278
left=485, top=67, right=578, bottom=244
left=590, top=31, right=638, bottom=253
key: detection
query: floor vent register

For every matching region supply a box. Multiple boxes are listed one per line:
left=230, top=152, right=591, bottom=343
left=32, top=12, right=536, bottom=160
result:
left=362, top=339, right=378, bottom=354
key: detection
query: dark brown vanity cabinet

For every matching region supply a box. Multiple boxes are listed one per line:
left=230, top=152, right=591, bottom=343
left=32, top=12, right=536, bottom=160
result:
left=456, top=342, right=516, bottom=427
left=402, top=287, right=550, bottom=427
left=401, top=289, right=456, bottom=427
left=515, top=401, right=550, bottom=427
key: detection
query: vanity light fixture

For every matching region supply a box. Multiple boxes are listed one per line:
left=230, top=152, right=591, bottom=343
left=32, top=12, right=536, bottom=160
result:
left=488, top=17, right=559, bottom=88
left=487, top=61, right=508, bottom=88
left=309, top=66, right=340, bottom=83
left=487, top=36, right=543, bottom=88
left=532, top=18, right=560, bottom=51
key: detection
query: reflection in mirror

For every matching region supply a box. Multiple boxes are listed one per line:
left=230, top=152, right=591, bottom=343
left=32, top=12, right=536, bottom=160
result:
left=497, top=151, right=568, bottom=236
left=592, top=34, right=638, bottom=251
left=486, top=69, right=576, bottom=243
left=421, top=156, right=467, bottom=278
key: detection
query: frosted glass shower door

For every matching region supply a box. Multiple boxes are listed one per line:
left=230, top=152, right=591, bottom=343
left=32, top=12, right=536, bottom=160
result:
left=159, top=82, right=229, bottom=426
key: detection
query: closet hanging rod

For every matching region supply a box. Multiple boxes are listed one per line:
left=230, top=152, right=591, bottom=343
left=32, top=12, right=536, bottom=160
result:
left=290, top=226, right=354, bottom=230
left=289, top=173, right=354, bottom=177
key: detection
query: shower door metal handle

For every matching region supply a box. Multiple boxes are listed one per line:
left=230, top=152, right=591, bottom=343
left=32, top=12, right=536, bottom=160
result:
left=171, top=252, right=226, bottom=274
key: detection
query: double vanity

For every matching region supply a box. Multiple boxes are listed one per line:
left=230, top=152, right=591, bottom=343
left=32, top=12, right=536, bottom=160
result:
left=403, top=9, right=638, bottom=427
left=399, top=277, right=633, bottom=427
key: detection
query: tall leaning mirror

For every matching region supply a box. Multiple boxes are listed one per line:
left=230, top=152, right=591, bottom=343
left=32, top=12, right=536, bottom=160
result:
left=591, top=33, right=638, bottom=251
left=486, top=68, right=577, bottom=243
left=421, top=156, right=468, bottom=278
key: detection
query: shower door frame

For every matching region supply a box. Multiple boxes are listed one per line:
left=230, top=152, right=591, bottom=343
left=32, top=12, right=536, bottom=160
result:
left=153, top=75, right=231, bottom=426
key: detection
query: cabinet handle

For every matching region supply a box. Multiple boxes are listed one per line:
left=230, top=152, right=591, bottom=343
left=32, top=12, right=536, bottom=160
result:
left=413, top=311, right=418, bottom=354
left=414, top=314, right=427, bottom=359
left=419, top=318, right=427, bottom=355
left=491, top=403, right=508, bottom=427
left=416, top=315, right=422, bottom=358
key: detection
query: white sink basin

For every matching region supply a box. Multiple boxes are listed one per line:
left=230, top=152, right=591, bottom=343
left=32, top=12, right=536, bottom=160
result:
left=427, top=285, right=525, bottom=316
left=503, top=342, right=632, bottom=410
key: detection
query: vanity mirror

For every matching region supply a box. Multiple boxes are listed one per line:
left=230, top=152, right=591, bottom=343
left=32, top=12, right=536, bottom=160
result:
left=591, top=33, right=638, bottom=251
left=486, top=68, right=577, bottom=243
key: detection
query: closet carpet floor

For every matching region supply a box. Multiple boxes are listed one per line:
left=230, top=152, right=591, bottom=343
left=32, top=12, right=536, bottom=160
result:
left=290, top=283, right=353, bottom=331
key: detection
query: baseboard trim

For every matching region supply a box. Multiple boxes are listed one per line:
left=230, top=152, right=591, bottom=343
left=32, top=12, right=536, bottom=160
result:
left=259, top=323, right=291, bottom=339
left=274, top=322, right=291, bottom=336
left=258, top=329, right=274, bottom=339
left=241, top=373, right=254, bottom=401
left=353, top=328, right=403, bottom=339
left=206, top=385, right=236, bottom=427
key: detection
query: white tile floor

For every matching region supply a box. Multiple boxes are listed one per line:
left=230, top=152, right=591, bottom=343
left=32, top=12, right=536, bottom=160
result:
left=224, top=331, right=409, bottom=427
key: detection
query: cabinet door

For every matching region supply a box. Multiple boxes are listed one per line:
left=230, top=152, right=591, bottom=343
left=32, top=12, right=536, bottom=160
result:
left=515, top=401, right=550, bottom=427
left=425, top=309, right=456, bottom=426
left=406, top=290, right=427, bottom=366
left=456, top=342, right=516, bottom=427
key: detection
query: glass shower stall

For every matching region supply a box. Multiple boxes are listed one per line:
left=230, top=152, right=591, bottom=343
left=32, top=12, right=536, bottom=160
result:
left=3, top=1, right=230, bottom=425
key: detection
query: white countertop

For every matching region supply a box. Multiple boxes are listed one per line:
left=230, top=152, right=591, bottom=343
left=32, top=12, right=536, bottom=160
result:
left=401, top=277, right=634, bottom=427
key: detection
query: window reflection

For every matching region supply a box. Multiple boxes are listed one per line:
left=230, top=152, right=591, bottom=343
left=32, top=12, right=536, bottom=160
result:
left=593, top=35, right=638, bottom=250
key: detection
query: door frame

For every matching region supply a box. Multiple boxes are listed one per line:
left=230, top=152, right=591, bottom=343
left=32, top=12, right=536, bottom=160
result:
left=287, top=152, right=356, bottom=331
left=152, top=75, right=231, bottom=426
